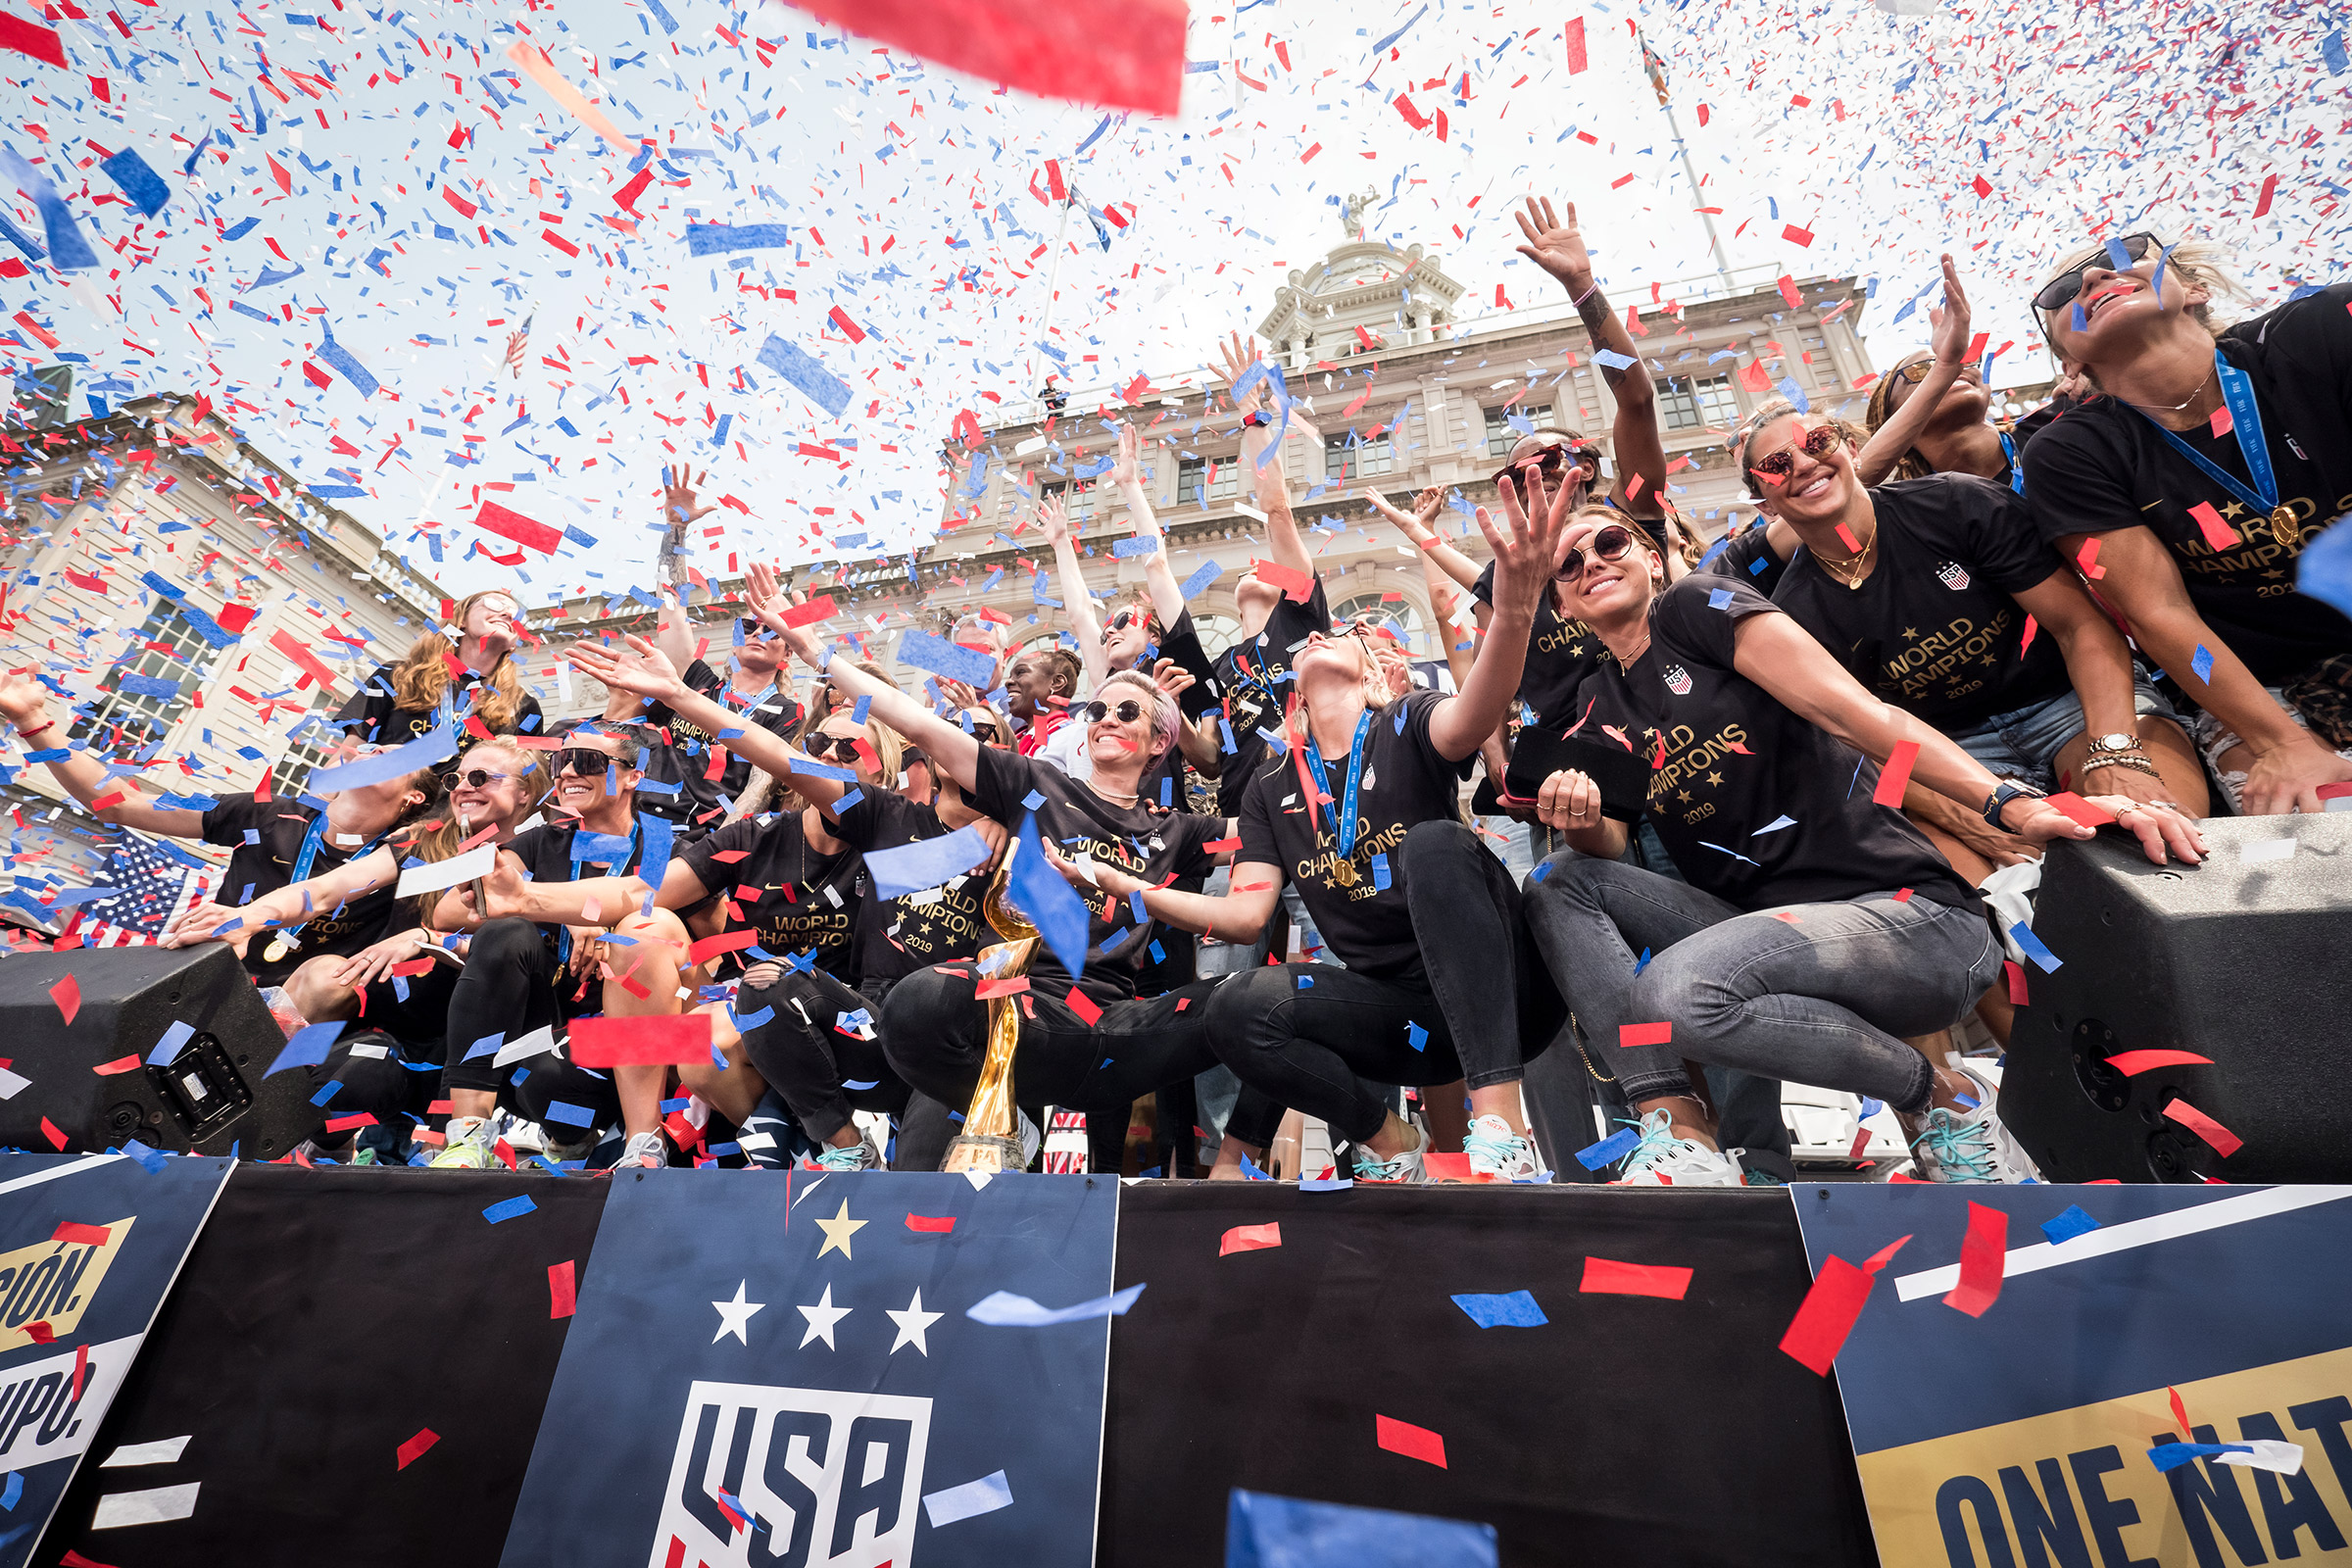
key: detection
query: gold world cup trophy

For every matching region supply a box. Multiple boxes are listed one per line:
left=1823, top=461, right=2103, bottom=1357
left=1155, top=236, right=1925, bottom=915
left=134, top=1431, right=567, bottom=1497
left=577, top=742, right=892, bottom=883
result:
left=942, top=838, right=1041, bottom=1174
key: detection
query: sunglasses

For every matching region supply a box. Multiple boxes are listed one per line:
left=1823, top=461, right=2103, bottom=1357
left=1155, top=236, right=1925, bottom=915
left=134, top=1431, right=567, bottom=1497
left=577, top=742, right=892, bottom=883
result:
left=2033, top=232, right=2159, bottom=313
left=737, top=616, right=774, bottom=639
left=1491, top=441, right=1593, bottom=496
left=1080, top=698, right=1148, bottom=725
left=805, top=735, right=865, bottom=764
left=1102, top=609, right=1149, bottom=640
left=454, top=768, right=514, bottom=789
left=552, top=747, right=616, bottom=778
left=1748, top=424, right=1843, bottom=483
left=1557, top=524, right=1637, bottom=582
left=1890, top=358, right=1983, bottom=389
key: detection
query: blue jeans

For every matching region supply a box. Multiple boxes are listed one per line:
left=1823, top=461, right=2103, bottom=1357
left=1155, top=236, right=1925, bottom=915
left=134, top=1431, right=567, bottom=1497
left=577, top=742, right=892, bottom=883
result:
left=1951, top=669, right=2176, bottom=792
left=1523, top=855, right=2002, bottom=1114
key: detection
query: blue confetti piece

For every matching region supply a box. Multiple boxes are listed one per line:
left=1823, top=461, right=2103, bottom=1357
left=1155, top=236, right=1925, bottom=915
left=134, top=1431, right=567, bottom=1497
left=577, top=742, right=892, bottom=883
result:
left=309, top=1079, right=343, bottom=1107
left=1707, top=587, right=1735, bottom=610
left=1631, top=946, right=1651, bottom=975
left=642, top=0, right=680, bottom=30
left=1450, top=1289, right=1548, bottom=1328
left=482, top=1195, right=538, bottom=1224
left=1371, top=853, right=1392, bottom=891
left=1405, top=1021, right=1429, bottom=1053
left=1298, top=1176, right=1353, bottom=1192
left=843, top=1078, right=882, bottom=1091
left=1296, top=974, right=1314, bottom=989
left=756, top=334, right=851, bottom=419
left=2299, top=515, right=2352, bottom=619
left=2147, top=1442, right=2255, bottom=1474
left=2040, top=1204, right=2100, bottom=1247
left=1749, top=555, right=1770, bottom=577
left=542, top=1101, right=597, bottom=1128
left=1237, top=1152, right=1272, bottom=1180
left=0, top=1468, right=20, bottom=1509
left=1576, top=1125, right=1641, bottom=1170
left=863, top=824, right=993, bottom=897
left=1857, top=1097, right=1885, bottom=1121
left=99, top=147, right=171, bottom=219
left=150, top=1019, right=195, bottom=1068
left=2010, top=920, right=2064, bottom=974
left=851, top=694, right=872, bottom=724
left=463, top=1033, right=505, bottom=1062
left=1180, top=561, right=1224, bottom=599
left=733, top=1004, right=775, bottom=1030
left=897, top=628, right=999, bottom=686
left=2103, top=237, right=2134, bottom=271
left=314, top=326, right=381, bottom=400
left=686, top=221, right=790, bottom=255
left=1110, top=536, right=1160, bottom=558
left=2328, top=29, right=2350, bottom=74
left=2190, top=644, right=2216, bottom=684
left=119, top=1139, right=169, bottom=1173
left=266, top=1021, right=345, bottom=1077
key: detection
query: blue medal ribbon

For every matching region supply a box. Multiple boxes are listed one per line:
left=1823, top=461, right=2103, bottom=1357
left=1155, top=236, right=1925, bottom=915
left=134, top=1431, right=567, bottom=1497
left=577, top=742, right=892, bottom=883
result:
left=2134, top=349, right=2298, bottom=549
left=1301, top=710, right=1376, bottom=859
left=1997, top=428, right=2026, bottom=495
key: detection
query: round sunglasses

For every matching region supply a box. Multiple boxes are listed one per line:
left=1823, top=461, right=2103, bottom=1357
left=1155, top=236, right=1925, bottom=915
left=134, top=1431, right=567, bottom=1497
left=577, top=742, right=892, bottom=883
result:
left=1556, top=524, right=1637, bottom=582
left=1748, top=424, right=1843, bottom=483
left=452, top=767, right=514, bottom=789
left=1080, top=698, right=1148, bottom=725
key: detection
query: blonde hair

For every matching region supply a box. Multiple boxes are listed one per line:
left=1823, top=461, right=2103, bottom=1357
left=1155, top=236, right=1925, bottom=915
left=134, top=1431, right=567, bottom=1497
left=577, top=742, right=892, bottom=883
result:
left=2033, top=235, right=2253, bottom=384
left=389, top=589, right=529, bottom=733
left=397, top=740, right=541, bottom=917
left=731, top=702, right=907, bottom=822
left=1099, top=668, right=1180, bottom=756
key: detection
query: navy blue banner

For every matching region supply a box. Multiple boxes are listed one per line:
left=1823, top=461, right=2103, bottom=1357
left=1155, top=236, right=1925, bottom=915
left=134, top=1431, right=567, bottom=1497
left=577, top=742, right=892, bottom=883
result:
left=0, top=1152, right=230, bottom=1566
left=501, top=1170, right=1120, bottom=1568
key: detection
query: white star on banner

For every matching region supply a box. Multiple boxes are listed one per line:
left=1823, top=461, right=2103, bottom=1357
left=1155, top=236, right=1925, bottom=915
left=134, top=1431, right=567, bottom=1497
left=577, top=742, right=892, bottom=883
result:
left=797, top=1283, right=852, bottom=1349
left=712, top=1281, right=764, bottom=1346
left=885, top=1289, right=945, bottom=1356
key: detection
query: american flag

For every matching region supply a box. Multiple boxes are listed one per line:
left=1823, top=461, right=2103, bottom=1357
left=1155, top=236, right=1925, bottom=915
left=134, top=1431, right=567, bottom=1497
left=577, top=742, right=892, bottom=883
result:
left=59, top=835, right=213, bottom=949
left=503, top=314, right=533, bottom=379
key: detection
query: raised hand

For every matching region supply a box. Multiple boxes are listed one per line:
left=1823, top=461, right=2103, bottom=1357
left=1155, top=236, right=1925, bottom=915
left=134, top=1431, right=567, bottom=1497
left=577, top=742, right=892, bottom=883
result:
left=1362, top=487, right=1440, bottom=546
left=565, top=633, right=686, bottom=702
left=1215, top=331, right=1267, bottom=416
left=1039, top=494, right=1074, bottom=546
left=1513, top=196, right=1593, bottom=297
left=662, top=466, right=718, bottom=538
left=0, top=671, right=47, bottom=730
left=1928, top=254, right=1972, bottom=369
left=1481, top=469, right=1575, bottom=619
left=1106, top=424, right=1142, bottom=491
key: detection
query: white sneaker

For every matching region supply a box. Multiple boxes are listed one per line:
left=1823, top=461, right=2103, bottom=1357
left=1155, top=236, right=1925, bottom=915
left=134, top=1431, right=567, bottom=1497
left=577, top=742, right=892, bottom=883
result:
left=1350, top=1124, right=1426, bottom=1184
left=1463, top=1113, right=1545, bottom=1182
left=1908, top=1067, right=2032, bottom=1184
left=1610, top=1109, right=1744, bottom=1187
left=428, top=1115, right=499, bottom=1171
left=809, top=1134, right=883, bottom=1172
left=611, top=1130, right=668, bottom=1172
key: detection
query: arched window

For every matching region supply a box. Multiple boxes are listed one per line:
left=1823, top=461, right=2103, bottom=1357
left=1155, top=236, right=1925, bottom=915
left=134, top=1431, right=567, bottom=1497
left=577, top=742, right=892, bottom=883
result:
left=1191, top=612, right=1241, bottom=661
left=1331, top=592, right=1424, bottom=650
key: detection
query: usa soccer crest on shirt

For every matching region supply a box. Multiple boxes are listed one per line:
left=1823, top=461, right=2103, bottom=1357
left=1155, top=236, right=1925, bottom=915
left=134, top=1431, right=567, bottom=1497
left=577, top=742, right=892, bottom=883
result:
left=1935, top=561, right=1973, bottom=591
left=1662, top=663, right=1693, bottom=696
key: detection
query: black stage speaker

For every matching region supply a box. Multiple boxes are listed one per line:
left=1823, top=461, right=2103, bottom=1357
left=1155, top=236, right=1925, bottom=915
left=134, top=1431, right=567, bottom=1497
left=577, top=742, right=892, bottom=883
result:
left=2000, top=811, right=2352, bottom=1184
left=0, top=945, right=320, bottom=1159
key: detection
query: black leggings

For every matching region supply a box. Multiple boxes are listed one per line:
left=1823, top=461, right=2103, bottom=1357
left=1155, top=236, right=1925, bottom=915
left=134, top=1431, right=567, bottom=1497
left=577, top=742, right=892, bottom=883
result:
left=1202, top=819, right=1561, bottom=1145
left=737, top=969, right=910, bottom=1144
left=879, top=965, right=1225, bottom=1143
left=437, top=918, right=622, bottom=1128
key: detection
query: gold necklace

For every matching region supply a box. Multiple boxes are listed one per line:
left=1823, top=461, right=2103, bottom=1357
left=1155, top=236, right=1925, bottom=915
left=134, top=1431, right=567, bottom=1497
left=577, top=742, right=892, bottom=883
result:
left=2123, top=364, right=2216, bottom=416
left=1817, top=527, right=1876, bottom=590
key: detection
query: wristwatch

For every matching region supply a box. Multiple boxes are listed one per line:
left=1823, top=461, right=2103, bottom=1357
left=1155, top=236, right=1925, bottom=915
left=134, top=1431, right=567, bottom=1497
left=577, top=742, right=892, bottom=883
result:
left=1983, top=779, right=2045, bottom=829
left=2089, top=732, right=2137, bottom=753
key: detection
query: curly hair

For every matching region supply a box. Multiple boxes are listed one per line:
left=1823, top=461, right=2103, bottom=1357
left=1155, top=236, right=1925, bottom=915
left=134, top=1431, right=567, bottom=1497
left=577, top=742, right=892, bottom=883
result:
left=387, top=590, right=530, bottom=733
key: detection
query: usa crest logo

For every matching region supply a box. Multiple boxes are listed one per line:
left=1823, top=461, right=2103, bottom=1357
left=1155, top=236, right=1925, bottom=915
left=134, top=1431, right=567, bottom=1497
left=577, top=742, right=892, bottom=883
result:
left=1935, top=561, right=1972, bottom=590
left=1663, top=663, right=1693, bottom=696
left=652, top=1382, right=932, bottom=1568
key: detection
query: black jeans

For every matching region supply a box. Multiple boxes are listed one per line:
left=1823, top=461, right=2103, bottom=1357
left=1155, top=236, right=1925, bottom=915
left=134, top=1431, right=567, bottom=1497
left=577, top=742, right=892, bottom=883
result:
left=1201, top=819, right=1562, bottom=1146
left=879, top=966, right=1226, bottom=1143
left=438, top=918, right=623, bottom=1128
left=737, top=970, right=909, bottom=1143
left=1523, top=855, right=2003, bottom=1115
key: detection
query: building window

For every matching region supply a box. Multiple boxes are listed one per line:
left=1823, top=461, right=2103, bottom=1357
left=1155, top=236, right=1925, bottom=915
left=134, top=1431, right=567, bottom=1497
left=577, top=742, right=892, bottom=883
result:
left=1176, top=455, right=1239, bottom=507
left=1039, top=478, right=1096, bottom=523
left=1655, top=374, right=1739, bottom=432
left=69, top=600, right=228, bottom=757
left=1325, top=431, right=1392, bottom=481
left=1191, top=612, right=1242, bottom=661
left=271, top=695, right=350, bottom=799
left=1798, top=328, right=1834, bottom=385
left=1484, top=406, right=1520, bottom=458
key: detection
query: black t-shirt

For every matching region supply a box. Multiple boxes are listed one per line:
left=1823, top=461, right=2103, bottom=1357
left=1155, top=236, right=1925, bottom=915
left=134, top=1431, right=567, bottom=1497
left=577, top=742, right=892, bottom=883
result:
left=1236, top=689, right=1469, bottom=986
left=337, top=661, right=545, bottom=754
left=1127, top=608, right=1217, bottom=815
left=676, top=809, right=860, bottom=980
left=200, top=794, right=405, bottom=986
left=1212, top=575, right=1332, bottom=818
left=1572, top=577, right=1981, bottom=912
left=828, top=790, right=989, bottom=983
left=967, top=746, right=1223, bottom=1003
left=638, top=660, right=804, bottom=829
left=1474, top=558, right=1622, bottom=730
left=1768, top=475, right=2072, bottom=728
left=1703, top=520, right=1790, bottom=597
left=2021, top=282, right=2352, bottom=684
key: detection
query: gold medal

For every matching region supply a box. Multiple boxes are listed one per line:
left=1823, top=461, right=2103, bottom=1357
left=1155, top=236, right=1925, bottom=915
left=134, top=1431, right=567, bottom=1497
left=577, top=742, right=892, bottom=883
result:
left=1331, top=856, right=1357, bottom=888
left=2270, top=505, right=2300, bottom=550
left=263, top=936, right=291, bottom=963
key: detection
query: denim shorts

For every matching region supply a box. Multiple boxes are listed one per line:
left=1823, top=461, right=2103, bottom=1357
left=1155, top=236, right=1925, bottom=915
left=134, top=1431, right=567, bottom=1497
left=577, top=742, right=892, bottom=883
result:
left=1951, top=668, right=2177, bottom=792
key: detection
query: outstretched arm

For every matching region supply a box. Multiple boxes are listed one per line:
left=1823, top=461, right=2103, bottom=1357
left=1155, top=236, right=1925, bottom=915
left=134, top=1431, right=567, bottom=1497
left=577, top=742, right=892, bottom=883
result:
left=1041, top=497, right=1109, bottom=690
left=0, top=674, right=209, bottom=837
left=1109, top=422, right=1195, bottom=634
left=1365, top=487, right=1484, bottom=594
left=1216, top=331, right=1313, bottom=582
left=163, top=845, right=406, bottom=948
left=1515, top=195, right=1667, bottom=512
left=1853, top=255, right=1968, bottom=487
left=1425, top=471, right=1572, bottom=761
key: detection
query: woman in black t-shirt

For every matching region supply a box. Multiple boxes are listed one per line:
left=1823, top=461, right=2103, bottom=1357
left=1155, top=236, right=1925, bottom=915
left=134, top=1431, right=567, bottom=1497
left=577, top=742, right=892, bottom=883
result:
left=1055, top=472, right=1574, bottom=1185
left=337, top=588, right=545, bottom=757
left=1522, top=511, right=2207, bottom=1188
left=2023, top=235, right=2352, bottom=813
left=1735, top=405, right=2207, bottom=885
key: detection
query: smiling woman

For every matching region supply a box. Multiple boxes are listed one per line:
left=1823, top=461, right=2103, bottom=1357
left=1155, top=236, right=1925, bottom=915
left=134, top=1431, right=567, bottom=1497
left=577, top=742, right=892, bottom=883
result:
left=338, top=588, right=544, bottom=758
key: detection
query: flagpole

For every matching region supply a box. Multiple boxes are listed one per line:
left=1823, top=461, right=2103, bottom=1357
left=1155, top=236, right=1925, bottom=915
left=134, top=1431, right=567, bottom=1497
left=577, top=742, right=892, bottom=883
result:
left=1024, top=195, right=1076, bottom=413
left=1637, top=26, right=1736, bottom=296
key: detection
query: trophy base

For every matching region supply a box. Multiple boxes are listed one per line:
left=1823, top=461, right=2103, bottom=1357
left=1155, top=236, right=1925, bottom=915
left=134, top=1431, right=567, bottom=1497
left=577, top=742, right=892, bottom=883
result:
left=943, top=1133, right=1026, bottom=1175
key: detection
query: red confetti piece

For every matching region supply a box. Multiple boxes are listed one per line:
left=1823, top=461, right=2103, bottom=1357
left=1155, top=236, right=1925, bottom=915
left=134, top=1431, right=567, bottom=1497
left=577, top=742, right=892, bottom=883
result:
left=1941, top=1200, right=2008, bottom=1318
left=48, top=975, right=78, bottom=1026
left=1563, top=16, right=1588, bottom=73
left=323, top=1113, right=378, bottom=1133
left=1872, top=741, right=1920, bottom=808
left=2018, top=614, right=2038, bottom=656
left=2251, top=172, right=2278, bottom=220
left=1778, top=1255, right=1873, bottom=1375
left=39, top=1117, right=67, bottom=1152
left=2076, top=538, right=2105, bottom=580
left=826, top=306, right=866, bottom=344
left=685, top=928, right=760, bottom=966
left=23, top=1321, right=53, bottom=1344
left=396, top=1428, right=440, bottom=1470
left=473, top=499, right=564, bottom=555
left=974, top=976, right=1031, bottom=1000
left=2105, top=1050, right=2214, bottom=1076
left=786, top=0, right=1186, bottom=117
left=60, top=1550, right=117, bottom=1568
left=548, top=1259, right=576, bottom=1318
left=1618, top=1021, right=1673, bottom=1048
left=1249, top=559, right=1316, bottom=603
left=2170, top=1386, right=2192, bottom=1437
left=781, top=594, right=838, bottom=627
left=1064, top=986, right=1103, bottom=1026
left=0, top=12, right=70, bottom=67
left=2004, top=960, right=2029, bottom=1005
left=1219, top=1222, right=1282, bottom=1256
left=1374, top=1413, right=1447, bottom=1468
left=906, top=1213, right=956, bottom=1233
left=2163, top=1098, right=2242, bottom=1157
left=1580, top=1256, right=1692, bottom=1299
left=568, top=1013, right=712, bottom=1067
left=72, top=1342, right=88, bottom=1399
left=92, top=1054, right=143, bottom=1076
left=1781, top=223, right=1814, bottom=248
left=1420, top=1152, right=1477, bottom=1182
left=52, top=1221, right=111, bottom=1247
left=2187, top=502, right=2238, bottom=553
left=2041, top=792, right=2116, bottom=828
left=2209, top=406, right=2234, bottom=438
